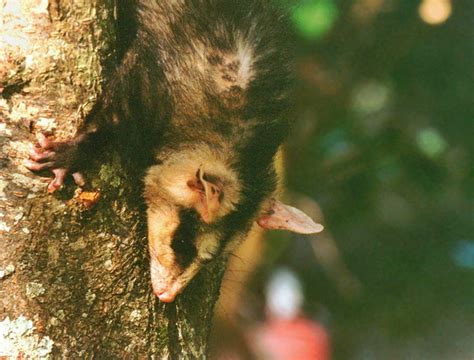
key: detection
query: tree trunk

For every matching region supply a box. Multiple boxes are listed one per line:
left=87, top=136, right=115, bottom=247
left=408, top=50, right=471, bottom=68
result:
left=0, top=1, right=225, bottom=358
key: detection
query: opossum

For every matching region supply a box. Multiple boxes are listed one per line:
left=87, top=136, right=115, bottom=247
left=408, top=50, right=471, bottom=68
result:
left=26, top=0, right=323, bottom=302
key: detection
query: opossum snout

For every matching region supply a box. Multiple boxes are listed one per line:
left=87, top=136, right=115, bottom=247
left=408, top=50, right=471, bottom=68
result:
left=154, top=283, right=184, bottom=303
left=150, top=255, right=182, bottom=302
left=150, top=252, right=204, bottom=302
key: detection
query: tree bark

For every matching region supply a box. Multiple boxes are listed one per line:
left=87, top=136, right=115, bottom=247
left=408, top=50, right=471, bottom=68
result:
left=0, top=1, right=225, bottom=358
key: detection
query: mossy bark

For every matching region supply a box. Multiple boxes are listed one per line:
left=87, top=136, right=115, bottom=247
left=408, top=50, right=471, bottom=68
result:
left=0, top=1, right=224, bottom=358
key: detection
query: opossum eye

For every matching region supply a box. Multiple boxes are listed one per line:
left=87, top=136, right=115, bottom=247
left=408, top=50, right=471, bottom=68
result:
left=187, top=168, right=223, bottom=224
left=199, top=257, right=214, bottom=265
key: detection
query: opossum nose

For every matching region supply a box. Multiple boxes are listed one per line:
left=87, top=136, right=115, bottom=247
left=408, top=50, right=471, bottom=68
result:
left=154, top=282, right=183, bottom=303
left=157, top=291, right=177, bottom=303
left=152, top=285, right=174, bottom=301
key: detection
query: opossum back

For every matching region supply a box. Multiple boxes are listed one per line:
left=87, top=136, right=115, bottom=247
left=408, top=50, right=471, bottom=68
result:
left=135, top=0, right=295, bottom=147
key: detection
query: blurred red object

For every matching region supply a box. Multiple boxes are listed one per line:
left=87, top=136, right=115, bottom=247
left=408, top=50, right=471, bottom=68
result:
left=254, top=317, right=330, bottom=360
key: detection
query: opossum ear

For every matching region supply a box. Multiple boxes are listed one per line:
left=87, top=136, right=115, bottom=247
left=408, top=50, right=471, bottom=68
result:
left=257, top=199, right=324, bottom=234
left=187, top=168, right=223, bottom=223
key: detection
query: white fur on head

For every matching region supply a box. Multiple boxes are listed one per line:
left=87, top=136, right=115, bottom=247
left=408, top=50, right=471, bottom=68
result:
left=144, top=144, right=241, bottom=222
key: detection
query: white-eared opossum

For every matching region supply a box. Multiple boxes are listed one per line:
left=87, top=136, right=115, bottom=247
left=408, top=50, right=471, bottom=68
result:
left=26, top=0, right=323, bottom=302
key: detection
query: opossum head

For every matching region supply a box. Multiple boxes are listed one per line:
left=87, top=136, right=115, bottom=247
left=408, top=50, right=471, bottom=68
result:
left=144, top=146, right=323, bottom=302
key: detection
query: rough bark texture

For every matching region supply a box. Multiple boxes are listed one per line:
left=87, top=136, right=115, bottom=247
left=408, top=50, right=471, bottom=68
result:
left=0, top=1, right=225, bottom=358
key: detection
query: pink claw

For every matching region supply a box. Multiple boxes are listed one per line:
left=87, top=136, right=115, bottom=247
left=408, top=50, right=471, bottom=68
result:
left=72, top=172, right=86, bottom=187
left=24, top=159, right=36, bottom=171
left=37, top=133, right=52, bottom=149
left=29, top=147, right=54, bottom=161
left=47, top=168, right=68, bottom=193
left=24, top=159, right=54, bottom=171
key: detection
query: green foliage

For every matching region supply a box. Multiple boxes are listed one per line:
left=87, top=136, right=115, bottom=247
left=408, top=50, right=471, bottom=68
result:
left=292, top=0, right=338, bottom=39
left=416, top=127, right=447, bottom=158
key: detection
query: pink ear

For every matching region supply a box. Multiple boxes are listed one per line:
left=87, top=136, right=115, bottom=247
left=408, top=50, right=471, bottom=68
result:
left=187, top=168, right=222, bottom=223
left=257, top=199, right=324, bottom=234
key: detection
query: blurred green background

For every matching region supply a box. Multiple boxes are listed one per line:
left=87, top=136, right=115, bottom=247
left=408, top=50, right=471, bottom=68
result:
left=255, top=0, right=473, bottom=358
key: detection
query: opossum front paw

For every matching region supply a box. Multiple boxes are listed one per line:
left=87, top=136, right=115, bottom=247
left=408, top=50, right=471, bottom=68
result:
left=25, top=133, right=86, bottom=193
